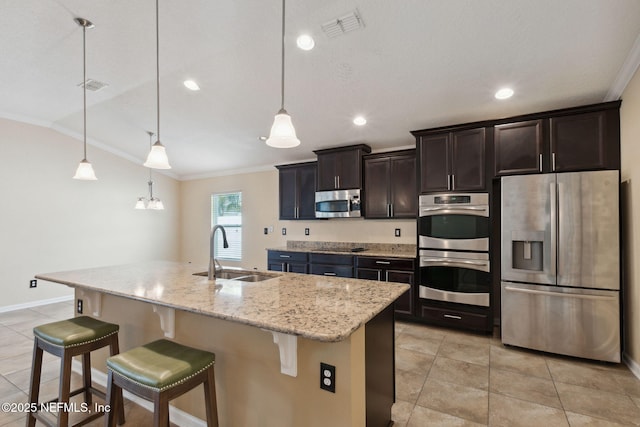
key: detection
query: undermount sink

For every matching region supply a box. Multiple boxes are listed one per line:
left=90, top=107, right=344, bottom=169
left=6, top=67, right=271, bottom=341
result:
left=193, top=270, right=280, bottom=282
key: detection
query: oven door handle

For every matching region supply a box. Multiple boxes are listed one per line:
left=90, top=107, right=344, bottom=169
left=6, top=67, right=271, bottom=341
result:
left=420, top=258, right=490, bottom=272
left=419, top=206, right=488, bottom=217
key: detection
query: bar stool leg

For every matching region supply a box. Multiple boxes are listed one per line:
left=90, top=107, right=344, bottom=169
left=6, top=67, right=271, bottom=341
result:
left=27, top=340, right=43, bottom=427
left=82, top=352, right=92, bottom=405
left=153, top=393, right=169, bottom=427
left=58, top=351, right=73, bottom=427
left=108, top=335, right=125, bottom=425
left=203, top=367, right=219, bottom=427
left=105, top=370, right=118, bottom=427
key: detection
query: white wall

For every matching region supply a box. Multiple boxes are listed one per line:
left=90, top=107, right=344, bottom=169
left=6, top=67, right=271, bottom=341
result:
left=621, top=67, right=640, bottom=372
left=0, top=118, right=180, bottom=309
left=179, top=170, right=416, bottom=271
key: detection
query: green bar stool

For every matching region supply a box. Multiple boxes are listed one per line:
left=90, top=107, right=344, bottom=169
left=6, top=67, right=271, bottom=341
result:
left=27, top=315, right=125, bottom=427
left=105, top=339, right=218, bottom=427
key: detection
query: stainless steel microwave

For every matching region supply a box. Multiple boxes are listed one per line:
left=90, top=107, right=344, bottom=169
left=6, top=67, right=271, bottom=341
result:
left=315, top=189, right=361, bottom=218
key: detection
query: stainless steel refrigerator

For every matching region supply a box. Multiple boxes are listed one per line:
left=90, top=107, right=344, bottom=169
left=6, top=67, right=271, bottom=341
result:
left=501, top=170, right=620, bottom=362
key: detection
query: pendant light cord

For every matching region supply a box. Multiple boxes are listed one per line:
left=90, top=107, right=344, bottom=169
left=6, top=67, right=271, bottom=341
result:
left=82, top=24, right=87, bottom=160
left=147, top=132, right=154, bottom=181
left=280, top=0, right=285, bottom=110
left=156, top=0, right=161, bottom=143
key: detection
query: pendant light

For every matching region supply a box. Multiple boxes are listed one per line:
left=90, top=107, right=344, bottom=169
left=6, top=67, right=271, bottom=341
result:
left=266, top=0, right=300, bottom=148
left=73, top=18, right=98, bottom=180
left=144, top=0, right=172, bottom=169
left=136, top=131, right=165, bottom=210
left=136, top=134, right=165, bottom=210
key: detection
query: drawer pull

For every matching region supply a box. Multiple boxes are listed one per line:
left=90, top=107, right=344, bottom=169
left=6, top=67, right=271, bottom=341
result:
left=443, top=314, right=462, bottom=320
left=324, top=272, right=337, bottom=276
left=279, top=255, right=291, bottom=258
left=375, top=261, right=391, bottom=265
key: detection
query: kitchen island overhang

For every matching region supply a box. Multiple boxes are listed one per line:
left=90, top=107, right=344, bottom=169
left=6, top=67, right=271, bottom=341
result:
left=35, top=261, right=408, bottom=427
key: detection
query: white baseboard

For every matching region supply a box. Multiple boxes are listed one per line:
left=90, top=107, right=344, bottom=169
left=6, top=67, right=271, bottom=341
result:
left=0, top=295, right=74, bottom=313
left=71, top=361, right=207, bottom=427
left=623, top=352, right=640, bottom=380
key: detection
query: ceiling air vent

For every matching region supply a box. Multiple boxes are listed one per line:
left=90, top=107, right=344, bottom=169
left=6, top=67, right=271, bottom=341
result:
left=77, top=79, right=108, bottom=92
left=321, top=10, right=364, bottom=39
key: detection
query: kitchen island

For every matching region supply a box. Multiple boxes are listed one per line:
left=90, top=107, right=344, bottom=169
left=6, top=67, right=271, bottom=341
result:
left=36, top=261, right=409, bottom=427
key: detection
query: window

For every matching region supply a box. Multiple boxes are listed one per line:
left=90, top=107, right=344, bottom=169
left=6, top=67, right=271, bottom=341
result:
left=211, top=192, right=242, bottom=261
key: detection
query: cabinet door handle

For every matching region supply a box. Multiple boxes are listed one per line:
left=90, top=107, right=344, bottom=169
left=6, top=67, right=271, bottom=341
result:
left=324, top=272, right=337, bottom=276
left=447, top=174, right=451, bottom=190
left=295, top=206, right=299, bottom=218
left=444, top=314, right=462, bottom=320
left=539, top=154, right=543, bottom=172
left=390, top=204, right=394, bottom=217
left=552, top=152, right=556, bottom=171
left=451, top=175, right=455, bottom=190
left=337, top=175, right=340, bottom=188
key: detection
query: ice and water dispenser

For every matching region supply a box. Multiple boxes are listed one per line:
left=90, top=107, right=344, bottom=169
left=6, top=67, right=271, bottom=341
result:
left=510, top=231, right=544, bottom=272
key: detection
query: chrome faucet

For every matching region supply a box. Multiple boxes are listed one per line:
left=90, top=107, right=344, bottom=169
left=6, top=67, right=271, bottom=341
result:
left=208, top=225, right=229, bottom=280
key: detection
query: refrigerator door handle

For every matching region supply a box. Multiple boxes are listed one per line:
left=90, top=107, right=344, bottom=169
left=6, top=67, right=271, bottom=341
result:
left=503, top=286, right=617, bottom=301
left=550, top=181, right=557, bottom=279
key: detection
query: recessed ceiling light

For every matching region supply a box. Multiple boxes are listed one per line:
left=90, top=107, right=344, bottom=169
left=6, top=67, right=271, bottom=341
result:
left=495, top=88, right=514, bottom=100
left=353, top=116, right=367, bottom=126
left=296, top=34, right=315, bottom=51
left=183, top=80, right=200, bottom=91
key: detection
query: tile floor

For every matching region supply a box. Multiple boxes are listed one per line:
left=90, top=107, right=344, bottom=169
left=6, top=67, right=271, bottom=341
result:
left=1, top=301, right=640, bottom=426
left=393, top=321, right=640, bottom=426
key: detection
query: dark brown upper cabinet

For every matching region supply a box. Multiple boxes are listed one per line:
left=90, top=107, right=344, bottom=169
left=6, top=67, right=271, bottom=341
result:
left=276, top=162, right=317, bottom=220
left=418, top=128, right=486, bottom=193
left=314, top=144, right=371, bottom=191
left=550, top=110, right=612, bottom=172
left=364, top=150, right=416, bottom=219
left=494, top=103, right=620, bottom=176
left=494, top=120, right=544, bottom=175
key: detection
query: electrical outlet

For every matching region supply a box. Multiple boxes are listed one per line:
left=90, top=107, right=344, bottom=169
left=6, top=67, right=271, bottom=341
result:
left=282, top=228, right=287, bottom=235
left=29, top=279, right=37, bottom=288
left=320, top=363, right=336, bottom=393
left=304, top=228, right=310, bottom=236
left=264, top=227, right=268, bottom=235
left=77, top=299, right=83, bottom=314
left=394, top=228, right=401, bottom=237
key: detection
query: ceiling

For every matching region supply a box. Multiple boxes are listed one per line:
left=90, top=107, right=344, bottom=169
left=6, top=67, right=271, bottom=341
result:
left=2, top=1, right=640, bottom=180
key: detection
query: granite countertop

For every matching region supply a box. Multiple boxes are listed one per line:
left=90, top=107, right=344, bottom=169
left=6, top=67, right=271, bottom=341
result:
left=267, top=241, right=417, bottom=259
left=35, top=261, right=409, bottom=343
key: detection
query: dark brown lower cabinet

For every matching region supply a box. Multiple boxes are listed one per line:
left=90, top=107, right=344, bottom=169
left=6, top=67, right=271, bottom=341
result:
left=419, top=300, right=491, bottom=333
left=356, top=257, right=415, bottom=318
left=365, top=305, right=395, bottom=426
left=267, top=250, right=308, bottom=273
left=309, top=253, right=354, bottom=278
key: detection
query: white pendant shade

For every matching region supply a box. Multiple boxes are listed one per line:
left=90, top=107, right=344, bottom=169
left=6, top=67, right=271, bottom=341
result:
left=152, top=199, right=165, bottom=210
left=73, top=159, right=98, bottom=180
left=266, top=110, right=300, bottom=148
left=144, top=141, right=171, bottom=169
left=135, top=198, right=146, bottom=209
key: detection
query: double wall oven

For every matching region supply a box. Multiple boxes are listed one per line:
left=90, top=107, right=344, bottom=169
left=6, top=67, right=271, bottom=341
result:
left=418, top=193, right=491, bottom=329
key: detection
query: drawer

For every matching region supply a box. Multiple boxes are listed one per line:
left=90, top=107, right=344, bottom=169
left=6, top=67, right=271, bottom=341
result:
left=357, top=256, right=415, bottom=271
left=310, top=264, right=354, bottom=278
left=309, top=253, right=354, bottom=266
left=268, top=250, right=308, bottom=263
left=420, top=305, right=490, bottom=332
